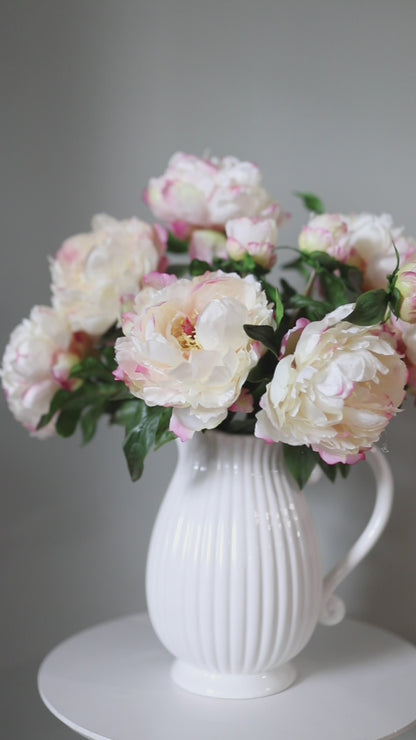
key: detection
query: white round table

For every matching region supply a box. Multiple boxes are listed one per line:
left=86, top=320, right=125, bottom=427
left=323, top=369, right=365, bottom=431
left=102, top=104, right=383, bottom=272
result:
left=38, top=614, right=416, bottom=740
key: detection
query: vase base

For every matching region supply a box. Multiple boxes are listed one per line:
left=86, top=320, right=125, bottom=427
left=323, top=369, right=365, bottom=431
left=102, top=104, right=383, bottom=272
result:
left=171, top=659, right=296, bottom=699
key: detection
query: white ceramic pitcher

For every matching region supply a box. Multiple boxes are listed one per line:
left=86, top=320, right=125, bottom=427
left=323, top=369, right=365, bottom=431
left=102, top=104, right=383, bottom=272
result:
left=146, top=431, right=393, bottom=699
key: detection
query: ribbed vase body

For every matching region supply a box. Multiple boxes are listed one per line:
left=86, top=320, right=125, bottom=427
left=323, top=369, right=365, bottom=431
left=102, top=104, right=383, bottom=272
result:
left=146, top=431, right=323, bottom=698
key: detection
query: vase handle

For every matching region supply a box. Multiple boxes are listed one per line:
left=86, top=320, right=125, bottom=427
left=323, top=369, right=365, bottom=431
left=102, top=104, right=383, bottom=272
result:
left=319, top=447, right=394, bottom=626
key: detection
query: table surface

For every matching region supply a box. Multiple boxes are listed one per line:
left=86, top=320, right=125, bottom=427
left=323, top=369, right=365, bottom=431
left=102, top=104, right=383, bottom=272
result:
left=38, top=613, right=416, bottom=740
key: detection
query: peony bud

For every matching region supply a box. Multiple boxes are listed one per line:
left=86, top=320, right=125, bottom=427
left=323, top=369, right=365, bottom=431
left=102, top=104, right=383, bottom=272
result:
left=394, top=262, right=416, bottom=323
left=226, top=217, right=278, bottom=270
left=298, top=214, right=349, bottom=261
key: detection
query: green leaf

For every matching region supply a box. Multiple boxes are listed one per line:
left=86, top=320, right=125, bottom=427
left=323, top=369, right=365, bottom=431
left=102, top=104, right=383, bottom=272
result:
left=155, top=408, right=176, bottom=450
left=283, top=256, right=303, bottom=270
left=37, top=373, right=130, bottom=438
left=295, top=191, right=325, bottom=214
left=189, top=259, right=211, bottom=276
left=228, top=253, right=257, bottom=273
left=100, top=345, right=118, bottom=372
left=319, top=271, right=349, bottom=308
left=303, top=251, right=339, bottom=271
left=56, top=407, right=82, bottom=438
left=112, top=399, right=144, bottom=427
left=37, top=388, right=73, bottom=430
left=210, top=253, right=270, bottom=278
left=70, top=356, right=114, bottom=382
left=122, top=402, right=174, bottom=481
left=154, top=427, right=176, bottom=450
left=238, top=252, right=266, bottom=276
left=389, top=286, right=402, bottom=318
left=246, top=350, right=277, bottom=384
left=346, top=290, right=389, bottom=325
left=339, top=463, right=350, bottom=479
left=289, top=294, right=332, bottom=320
left=317, top=457, right=351, bottom=483
left=242, top=255, right=260, bottom=273
left=80, top=403, right=105, bottom=444
left=167, top=233, right=189, bottom=253
left=386, top=242, right=402, bottom=305
left=299, top=252, right=364, bottom=304
left=283, top=255, right=311, bottom=281
left=338, top=264, right=363, bottom=295
left=274, top=290, right=285, bottom=326
left=283, top=444, right=318, bottom=489
left=279, top=278, right=297, bottom=301
left=262, top=281, right=284, bottom=326
left=123, top=422, right=157, bottom=482
left=243, top=324, right=280, bottom=357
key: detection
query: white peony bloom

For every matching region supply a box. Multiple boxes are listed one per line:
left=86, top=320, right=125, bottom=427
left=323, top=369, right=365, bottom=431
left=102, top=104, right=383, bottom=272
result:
left=50, top=214, right=167, bottom=335
left=255, top=304, right=407, bottom=464
left=344, top=213, right=416, bottom=290
left=114, top=271, right=274, bottom=441
left=298, top=212, right=416, bottom=292
left=1, top=306, right=89, bottom=437
left=144, top=151, right=282, bottom=238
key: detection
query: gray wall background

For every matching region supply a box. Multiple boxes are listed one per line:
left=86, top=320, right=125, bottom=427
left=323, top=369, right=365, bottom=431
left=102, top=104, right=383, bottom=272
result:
left=1, top=1, right=416, bottom=738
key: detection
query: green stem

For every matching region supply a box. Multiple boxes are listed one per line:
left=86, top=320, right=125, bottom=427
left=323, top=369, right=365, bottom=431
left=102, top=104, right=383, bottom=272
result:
left=304, top=268, right=317, bottom=298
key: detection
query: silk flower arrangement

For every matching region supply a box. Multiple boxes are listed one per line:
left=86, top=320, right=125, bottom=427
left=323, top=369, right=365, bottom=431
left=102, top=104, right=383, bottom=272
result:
left=2, top=151, right=416, bottom=489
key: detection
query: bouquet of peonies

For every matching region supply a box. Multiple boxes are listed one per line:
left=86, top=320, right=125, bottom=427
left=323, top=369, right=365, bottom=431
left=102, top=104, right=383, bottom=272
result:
left=3, top=151, right=416, bottom=488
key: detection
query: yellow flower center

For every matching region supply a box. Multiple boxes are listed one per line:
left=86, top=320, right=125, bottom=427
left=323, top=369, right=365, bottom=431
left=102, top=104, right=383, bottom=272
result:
left=171, top=314, right=202, bottom=354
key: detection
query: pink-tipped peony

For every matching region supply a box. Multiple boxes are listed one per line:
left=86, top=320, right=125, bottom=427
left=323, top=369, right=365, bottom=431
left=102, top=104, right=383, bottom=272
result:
left=114, top=270, right=274, bottom=440
left=144, top=151, right=282, bottom=238
left=50, top=214, right=167, bottom=335
left=1, top=307, right=90, bottom=437
left=343, top=213, right=416, bottom=290
left=255, top=304, right=407, bottom=464
left=298, top=214, right=349, bottom=262
left=226, top=217, right=279, bottom=269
